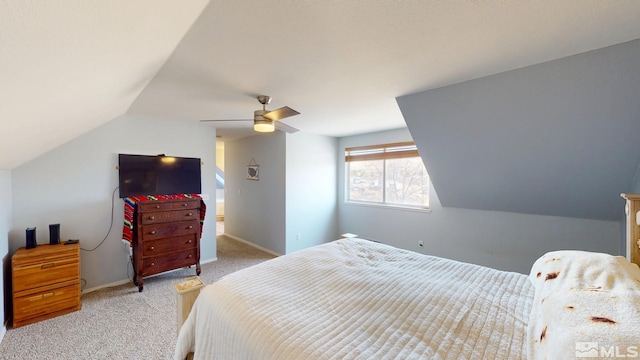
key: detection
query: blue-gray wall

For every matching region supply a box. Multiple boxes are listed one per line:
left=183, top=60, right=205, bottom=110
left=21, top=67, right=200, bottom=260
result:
left=398, top=39, right=640, bottom=221
left=10, top=115, right=217, bottom=291
left=337, top=128, right=620, bottom=274
left=224, top=132, right=287, bottom=254
left=632, top=162, right=640, bottom=193
left=224, top=131, right=339, bottom=255
left=285, top=132, right=339, bottom=253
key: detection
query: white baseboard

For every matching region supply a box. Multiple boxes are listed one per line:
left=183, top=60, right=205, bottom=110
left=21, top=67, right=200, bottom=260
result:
left=201, top=256, right=218, bottom=265
left=223, top=233, right=282, bottom=257
left=82, top=278, right=132, bottom=294
left=82, top=257, right=218, bottom=295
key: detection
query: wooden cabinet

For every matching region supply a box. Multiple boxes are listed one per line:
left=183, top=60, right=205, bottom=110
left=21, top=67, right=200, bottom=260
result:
left=12, top=243, right=81, bottom=328
left=132, top=198, right=201, bottom=291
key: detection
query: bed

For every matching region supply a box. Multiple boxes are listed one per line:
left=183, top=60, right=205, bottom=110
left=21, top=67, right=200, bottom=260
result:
left=174, top=238, right=640, bottom=360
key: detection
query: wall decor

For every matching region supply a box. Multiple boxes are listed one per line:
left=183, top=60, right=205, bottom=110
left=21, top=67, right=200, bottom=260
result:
left=247, top=158, right=259, bottom=181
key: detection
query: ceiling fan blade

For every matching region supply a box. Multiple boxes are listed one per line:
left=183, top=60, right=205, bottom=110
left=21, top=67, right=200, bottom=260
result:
left=275, top=121, right=299, bottom=133
left=263, top=106, right=300, bottom=121
left=200, top=119, right=252, bottom=122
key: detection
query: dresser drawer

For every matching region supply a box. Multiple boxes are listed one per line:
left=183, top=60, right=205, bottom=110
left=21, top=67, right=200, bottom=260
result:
left=142, top=235, right=197, bottom=256
left=13, top=257, right=79, bottom=293
left=138, top=199, right=199, bottom=213
left=171, top=200, right=200, bottom=210
left=13, top=281, right=80, bottom=325
left=139, top=209, right=199, bottom=225
left=12, top=243, right=78, bottom=266
left=139, top=202, right=174, bottom=212
left=142, top=248, right=198, bottom=276
left=140, top=219, right=199, bottom=240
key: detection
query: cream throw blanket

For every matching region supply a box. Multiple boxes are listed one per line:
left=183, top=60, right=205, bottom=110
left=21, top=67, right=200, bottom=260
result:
left=528, top=250, right=640, bottom=359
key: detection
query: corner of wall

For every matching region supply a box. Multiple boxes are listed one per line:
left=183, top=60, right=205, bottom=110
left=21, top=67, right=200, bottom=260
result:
left=0, top=169, right=12, bottom=338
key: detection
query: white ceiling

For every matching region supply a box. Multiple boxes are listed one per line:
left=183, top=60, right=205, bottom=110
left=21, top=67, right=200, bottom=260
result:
left=0, top=0, right=208, bottom=169
left=3, top=1, right=640, bottom=169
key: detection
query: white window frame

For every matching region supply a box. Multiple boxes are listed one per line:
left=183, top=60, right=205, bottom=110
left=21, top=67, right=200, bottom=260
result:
left=345, top=142, right=430, bottom=210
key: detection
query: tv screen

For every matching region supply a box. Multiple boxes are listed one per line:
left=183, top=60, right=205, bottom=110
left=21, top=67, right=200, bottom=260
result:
left=118, top=154, right=202, bottom=198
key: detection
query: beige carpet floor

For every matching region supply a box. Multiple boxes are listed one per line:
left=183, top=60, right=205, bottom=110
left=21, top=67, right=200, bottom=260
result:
left=0, top=235, right=275, bottom=359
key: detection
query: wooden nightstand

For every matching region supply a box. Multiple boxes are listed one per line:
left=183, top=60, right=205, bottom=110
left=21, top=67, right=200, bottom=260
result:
left=11, top=243, right=81, bottom=328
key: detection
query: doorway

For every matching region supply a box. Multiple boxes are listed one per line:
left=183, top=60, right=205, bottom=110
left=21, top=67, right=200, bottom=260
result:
left=215, top=140, right=225, bottom=236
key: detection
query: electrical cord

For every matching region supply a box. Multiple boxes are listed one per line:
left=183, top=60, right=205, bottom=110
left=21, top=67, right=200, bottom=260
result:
left=81, top=186, right=119, bottom=252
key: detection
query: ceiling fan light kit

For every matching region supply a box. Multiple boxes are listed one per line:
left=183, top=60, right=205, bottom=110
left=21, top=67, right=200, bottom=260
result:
left=201, top=95, right=300, bottom=134
left=253, top=112, right=275, bottom=133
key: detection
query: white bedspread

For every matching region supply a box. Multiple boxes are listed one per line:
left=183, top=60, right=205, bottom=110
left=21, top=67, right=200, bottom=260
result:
left=175, top=238, right=534, bottom=360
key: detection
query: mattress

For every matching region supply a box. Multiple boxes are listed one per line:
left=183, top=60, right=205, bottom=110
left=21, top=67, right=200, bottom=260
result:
left=175, top=238, right=534, bottom=359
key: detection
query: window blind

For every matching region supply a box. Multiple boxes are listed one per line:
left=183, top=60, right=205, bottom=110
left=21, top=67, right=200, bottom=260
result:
left=345, top=142, right=419, bottom=162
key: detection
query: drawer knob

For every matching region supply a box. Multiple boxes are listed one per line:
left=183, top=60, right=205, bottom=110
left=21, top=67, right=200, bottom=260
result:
left=155, top=205, right=160, bottom=209
left=182, top=203, right=188, bottom=207
left=151, top=262, right=155, bottom=266
left=188, top=254, right=192, bottom=258
left=41, top=263, right=55, bottom=270
left=187, top=212, right=193, bottom=217
left=149, top=216, right=155, bottom=220
left=150, top=230, right=156, bottom=235
left=150, top=246, right=155, bottom=250
left=42, top=292, right=54, bottom=299
left=187, top=240, right=192, bottom=244
left=187, top=225, right=193, bottom=229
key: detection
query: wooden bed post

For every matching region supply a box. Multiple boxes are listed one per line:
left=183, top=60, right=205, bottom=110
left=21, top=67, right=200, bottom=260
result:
left=620, top=193, right=640, bottom=267
left=175, top=277, right=205, bottom=335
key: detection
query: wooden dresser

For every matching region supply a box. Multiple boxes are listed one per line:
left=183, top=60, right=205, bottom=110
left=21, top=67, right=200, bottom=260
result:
left=12, top=243, right=81, bottom=328
left=132, top=198, right=201, bottom=291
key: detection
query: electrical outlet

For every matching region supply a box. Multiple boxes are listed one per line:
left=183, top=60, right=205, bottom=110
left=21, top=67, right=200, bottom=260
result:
left=418, top=240, right=424, bottom=247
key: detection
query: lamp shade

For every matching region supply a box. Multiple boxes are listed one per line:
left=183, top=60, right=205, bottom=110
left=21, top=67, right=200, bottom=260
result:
left=254, top=120, right=275, bottom=132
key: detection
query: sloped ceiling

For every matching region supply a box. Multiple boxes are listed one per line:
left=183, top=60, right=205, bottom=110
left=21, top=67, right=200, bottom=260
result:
left=129, top=1, right=640, bottom=140
left=398, top=40, right=640, bottom=221
left=2, top=1, right=640, bottom=172
left=0, top=0, right=208, bottom=169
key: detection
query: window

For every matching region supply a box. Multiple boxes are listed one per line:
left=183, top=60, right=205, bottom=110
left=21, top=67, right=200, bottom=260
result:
left=345, top=142, right=429, bottom=209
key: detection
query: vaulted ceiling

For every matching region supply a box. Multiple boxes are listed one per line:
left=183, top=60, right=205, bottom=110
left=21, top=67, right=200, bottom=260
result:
left=2, top=1, right=640, bottom=221
left=3, top=1, right=640, bottom=170
left=0, top=0, right=208, bottom=169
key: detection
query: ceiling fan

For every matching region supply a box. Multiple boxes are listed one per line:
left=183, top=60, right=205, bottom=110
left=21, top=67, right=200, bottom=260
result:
left=200, top=95, right=300, bottom=133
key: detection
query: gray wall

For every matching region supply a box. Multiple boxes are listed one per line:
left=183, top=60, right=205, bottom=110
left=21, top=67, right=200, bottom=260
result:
left=632, top=162, right=640, bottom=193
left=398, top=39, right=640, bottom=221
left=224, top=131, right=340, bottom=255
left=337, top=128, right=620, bottom=274
left=0, top=170, right=11, bottom=337
left=9, top=115, right=217, bottom=291
left=224, top=132, right=287, bottom=254
left=285, top=132, right=339, bottom=253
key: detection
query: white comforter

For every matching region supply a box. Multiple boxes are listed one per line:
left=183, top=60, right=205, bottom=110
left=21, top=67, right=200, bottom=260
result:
left=175, top=238, right=534, bottom=360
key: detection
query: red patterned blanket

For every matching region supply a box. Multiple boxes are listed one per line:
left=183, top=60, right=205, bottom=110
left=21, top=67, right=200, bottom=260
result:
left=122, top=194, right=206, bottom=246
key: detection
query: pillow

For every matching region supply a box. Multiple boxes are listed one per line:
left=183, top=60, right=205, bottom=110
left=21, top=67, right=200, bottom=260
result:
left=528, top=250, right=640, bottom=360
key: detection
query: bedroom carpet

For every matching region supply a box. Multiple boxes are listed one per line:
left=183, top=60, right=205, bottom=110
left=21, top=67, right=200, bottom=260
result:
left=0, top=235, right=275, bottom=360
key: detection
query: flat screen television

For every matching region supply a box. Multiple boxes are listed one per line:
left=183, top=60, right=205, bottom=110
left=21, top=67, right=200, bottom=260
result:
left=118, top=154, right=202, bottom=198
